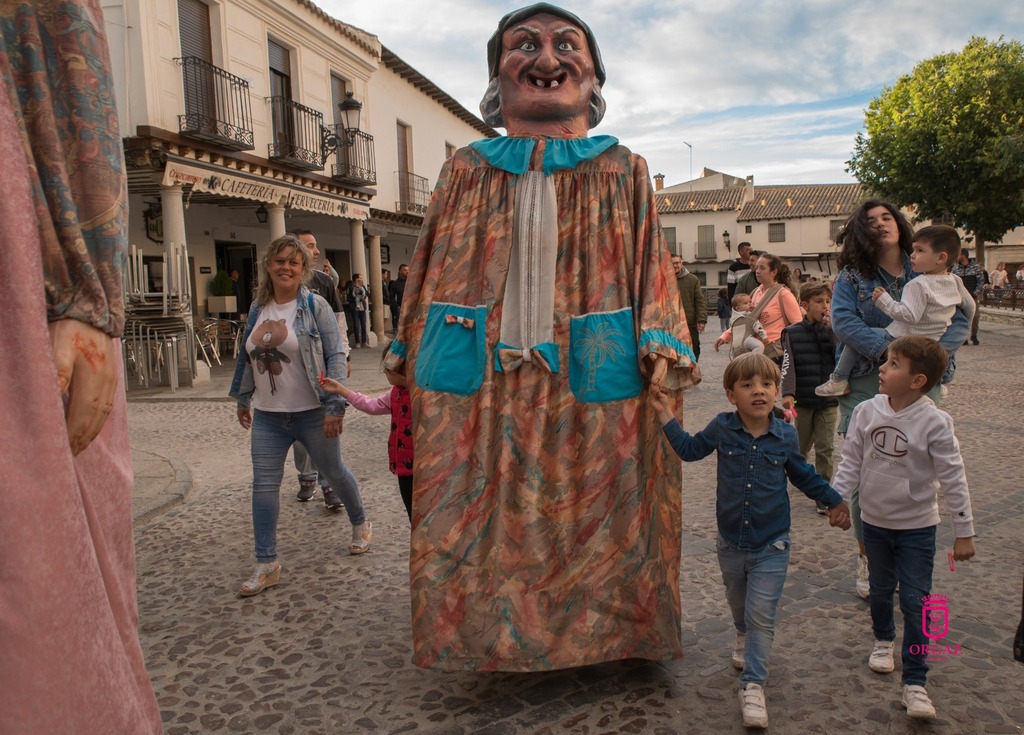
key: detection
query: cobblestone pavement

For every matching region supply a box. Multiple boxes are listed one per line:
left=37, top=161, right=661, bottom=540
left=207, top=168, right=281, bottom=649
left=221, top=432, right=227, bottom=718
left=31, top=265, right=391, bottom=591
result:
left=128, top=330, right=1024, bottom=734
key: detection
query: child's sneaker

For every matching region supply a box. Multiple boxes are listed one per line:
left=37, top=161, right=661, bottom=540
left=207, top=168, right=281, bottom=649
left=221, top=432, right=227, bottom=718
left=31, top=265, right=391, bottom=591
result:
left=902, top=684, right=936, bottom=719
left=939, top=384, right=949, bottom=399
left=868, top=640, right=895, bottom=673
left=731, top=632, right=745, bottom=670
left=815, top=376, right=850, bottom=397
left=738, top=683, right=768, bottom=728
left=856, top=555, right=870, bottom=599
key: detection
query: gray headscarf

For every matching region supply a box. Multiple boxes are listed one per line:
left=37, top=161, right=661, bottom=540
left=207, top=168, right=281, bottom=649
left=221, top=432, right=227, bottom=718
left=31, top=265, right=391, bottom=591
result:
left=479, top=3, right=607, bottom=130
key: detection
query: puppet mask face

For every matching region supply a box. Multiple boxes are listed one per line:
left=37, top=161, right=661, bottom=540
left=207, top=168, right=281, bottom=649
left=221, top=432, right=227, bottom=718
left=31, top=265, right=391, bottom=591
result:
left=497, top=12, right=595, bottom=133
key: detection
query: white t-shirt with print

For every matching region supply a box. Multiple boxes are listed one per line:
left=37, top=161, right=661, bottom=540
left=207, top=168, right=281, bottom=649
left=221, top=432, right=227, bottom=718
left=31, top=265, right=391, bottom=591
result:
left=246, top=298, right=321, bottom=413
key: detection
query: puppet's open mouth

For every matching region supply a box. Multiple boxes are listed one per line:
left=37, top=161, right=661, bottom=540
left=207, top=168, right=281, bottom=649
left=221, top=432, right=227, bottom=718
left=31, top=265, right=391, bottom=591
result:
left=528, top=72, right=567, bottom=88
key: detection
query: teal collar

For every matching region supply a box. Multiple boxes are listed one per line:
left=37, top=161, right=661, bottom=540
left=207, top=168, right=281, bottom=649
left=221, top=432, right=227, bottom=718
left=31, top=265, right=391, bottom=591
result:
left=469, top=135, right=618, bottom=175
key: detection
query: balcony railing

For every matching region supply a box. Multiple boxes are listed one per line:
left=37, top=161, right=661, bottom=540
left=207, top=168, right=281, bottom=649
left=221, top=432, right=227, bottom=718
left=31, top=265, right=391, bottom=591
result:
left=694, top=241, right=718, bottom=260
left=267, top=96, right=323, bottom=171
left=176, top=57, right=254, bottom=151
left=395, top=171, right=430, bottom=215
left=326, top=127, right=376, bottom=186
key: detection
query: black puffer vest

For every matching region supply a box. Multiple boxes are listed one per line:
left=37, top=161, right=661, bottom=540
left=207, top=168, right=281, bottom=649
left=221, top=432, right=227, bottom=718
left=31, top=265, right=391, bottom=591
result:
left=783, top=318, right=838, bottom=410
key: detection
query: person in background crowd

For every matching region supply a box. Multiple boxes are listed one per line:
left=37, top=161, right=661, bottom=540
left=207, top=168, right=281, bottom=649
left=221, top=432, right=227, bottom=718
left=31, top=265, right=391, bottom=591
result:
left=989, top=261, right=1008, bottom=302
left=716, top=286, right=732, bottom=332
left=0, top=1, right=162, bottom=730
left=381, top=268, right=393, bottom=331
left=389, top=263, right=408, bottom=332
left=290, top=229, right=350, bottom=507
left=347, top=273, right=370, bottom=348
left=727, top=241, right=754, bottom=298
left=672, top=254, right=707, bottom=361
left=950, top=248, right=983, bottom=345
left=735, top=249, right=763, bottom=297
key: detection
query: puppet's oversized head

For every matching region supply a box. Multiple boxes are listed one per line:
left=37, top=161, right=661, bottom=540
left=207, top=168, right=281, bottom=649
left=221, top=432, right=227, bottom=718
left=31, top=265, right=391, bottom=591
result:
left=480, top=3, right=606, bottom=136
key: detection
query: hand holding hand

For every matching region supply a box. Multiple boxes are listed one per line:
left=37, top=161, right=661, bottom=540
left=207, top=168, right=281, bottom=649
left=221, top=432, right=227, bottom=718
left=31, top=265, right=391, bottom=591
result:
left=646, top=354, right=669, bottom=391
left=828, top=500, right=851, bottom=530
left=952, top=536, right=976, bottom=561
left=49, top=319, right=118, bottom=455
left=649, top=386, right=676, bottom=426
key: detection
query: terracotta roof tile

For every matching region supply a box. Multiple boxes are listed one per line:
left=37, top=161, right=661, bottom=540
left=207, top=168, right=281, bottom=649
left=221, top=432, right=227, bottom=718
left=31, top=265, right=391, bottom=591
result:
left=656, top=189, right=745, bottom=215
left=737, top=183, right=863, bottom=222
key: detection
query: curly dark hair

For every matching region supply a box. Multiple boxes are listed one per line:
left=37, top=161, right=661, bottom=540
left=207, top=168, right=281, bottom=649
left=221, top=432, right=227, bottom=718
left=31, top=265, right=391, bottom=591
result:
left=835, top=199, right=914, bottom=278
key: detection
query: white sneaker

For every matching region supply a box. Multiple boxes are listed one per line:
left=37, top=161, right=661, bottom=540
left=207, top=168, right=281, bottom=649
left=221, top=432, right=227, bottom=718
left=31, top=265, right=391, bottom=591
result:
left=902, top=684, right=936, bottom=719
left=869, top=640, right=895, bottom=673
left=939, top=384, right=949, bottom=399
left=856, top=555, right=870, bottom=599
left=738, top=683, right=769, bottom=728
left=731, top=632, right=745, bottom=670
left=815, top=376, right=850, bottom=397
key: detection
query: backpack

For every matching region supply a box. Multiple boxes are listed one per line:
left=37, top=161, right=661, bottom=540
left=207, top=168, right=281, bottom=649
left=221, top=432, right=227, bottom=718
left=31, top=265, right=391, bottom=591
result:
left=729, top=285, right=781, bottom=359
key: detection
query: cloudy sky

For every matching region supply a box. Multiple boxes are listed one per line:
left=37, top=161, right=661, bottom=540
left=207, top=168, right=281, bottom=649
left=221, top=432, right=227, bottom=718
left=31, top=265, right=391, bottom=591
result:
left=321, top=1, right=1021, bottom=186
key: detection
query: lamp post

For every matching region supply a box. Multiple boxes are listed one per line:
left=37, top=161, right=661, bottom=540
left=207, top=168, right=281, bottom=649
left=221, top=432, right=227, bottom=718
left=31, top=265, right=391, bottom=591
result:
left=683, top=141, right=693, bottom=188
left=321, top=91, right=364, bottom=165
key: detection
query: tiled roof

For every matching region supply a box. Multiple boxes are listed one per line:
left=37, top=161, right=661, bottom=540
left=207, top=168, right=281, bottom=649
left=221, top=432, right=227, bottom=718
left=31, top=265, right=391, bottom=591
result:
left=294, top=0, right=380, bottom=58
left=657, top=188, right=746, bottom=215
left=737, top=183, right=863, bottom=222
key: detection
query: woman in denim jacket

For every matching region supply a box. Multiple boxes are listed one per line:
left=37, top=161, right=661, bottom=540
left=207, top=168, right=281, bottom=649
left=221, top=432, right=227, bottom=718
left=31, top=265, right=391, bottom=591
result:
left=831, top=200, right=969, bottom=598
left=230, top=235, right=372, bottom=597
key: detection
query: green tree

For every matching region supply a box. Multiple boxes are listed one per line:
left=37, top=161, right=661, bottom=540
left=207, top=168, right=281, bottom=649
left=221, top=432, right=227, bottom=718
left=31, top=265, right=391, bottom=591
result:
left=848, top=36, right=1024, bottom=264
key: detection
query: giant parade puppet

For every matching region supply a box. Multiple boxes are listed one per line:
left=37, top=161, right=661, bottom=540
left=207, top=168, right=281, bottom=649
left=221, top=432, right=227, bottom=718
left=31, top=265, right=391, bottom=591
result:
left=384, top=3, right=699, bottom=671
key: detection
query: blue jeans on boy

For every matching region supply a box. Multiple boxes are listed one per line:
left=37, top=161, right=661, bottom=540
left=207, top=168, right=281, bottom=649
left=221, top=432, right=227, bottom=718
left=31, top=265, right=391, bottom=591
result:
left=717, top=533, right=791, bottom=686
left=862, top=521, right=936, bottom=687
left=251, top=408, right=365, bottom=561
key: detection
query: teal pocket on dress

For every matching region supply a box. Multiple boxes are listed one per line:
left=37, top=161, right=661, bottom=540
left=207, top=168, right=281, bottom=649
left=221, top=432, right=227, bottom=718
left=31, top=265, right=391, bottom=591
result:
left=415, top=303, right=487, bottom=395
left=569, top=308, right=642, bottom=403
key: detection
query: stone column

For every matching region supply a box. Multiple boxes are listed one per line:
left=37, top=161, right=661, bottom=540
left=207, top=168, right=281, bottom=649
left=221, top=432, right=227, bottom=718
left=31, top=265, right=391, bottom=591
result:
left=348, top=219, right=371, bottom=345
left=367, top=234, right=385, bottom=342
left=159, top=182, right=187, bottom=265
left=268, top=203, right=286, bottom=241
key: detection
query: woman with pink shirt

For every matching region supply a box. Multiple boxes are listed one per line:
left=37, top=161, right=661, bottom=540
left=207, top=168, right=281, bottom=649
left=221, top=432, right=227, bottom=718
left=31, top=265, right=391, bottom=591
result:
left=749, top=251, right=802, bottom=358
left=716, top=253, right=802, bottom=365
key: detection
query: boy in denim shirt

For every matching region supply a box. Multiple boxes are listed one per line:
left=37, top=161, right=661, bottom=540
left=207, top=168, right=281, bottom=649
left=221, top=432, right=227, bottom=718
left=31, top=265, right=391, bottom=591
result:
left=652, top=353, right=850, bottom=729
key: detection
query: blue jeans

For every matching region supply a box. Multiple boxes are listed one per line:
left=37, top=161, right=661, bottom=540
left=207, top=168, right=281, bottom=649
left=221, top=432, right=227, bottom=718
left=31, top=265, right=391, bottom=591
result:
left=251, top=408, right=366, bottom=561
left=862, top=521, right=935, bottom=686
left=717, top=534, right=791, bottom=686
left=352, top=308, right=367, bottom=345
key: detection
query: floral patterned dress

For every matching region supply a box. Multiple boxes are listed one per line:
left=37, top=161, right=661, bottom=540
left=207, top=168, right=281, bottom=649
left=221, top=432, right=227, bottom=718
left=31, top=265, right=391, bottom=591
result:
left=386, top=136, right=696, bottom=671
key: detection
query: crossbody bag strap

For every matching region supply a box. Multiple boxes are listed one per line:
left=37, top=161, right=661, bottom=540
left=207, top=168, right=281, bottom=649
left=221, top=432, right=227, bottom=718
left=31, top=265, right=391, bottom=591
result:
left=748, top=285, right=782, bottom=322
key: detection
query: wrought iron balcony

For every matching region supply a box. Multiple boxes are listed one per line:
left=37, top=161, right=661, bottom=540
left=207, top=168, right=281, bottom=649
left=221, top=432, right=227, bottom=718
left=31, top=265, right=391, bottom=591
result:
left=326, top=126, right=376, bottom=186
left=176, top=57, right=254, bottom=151
left=395, top=171, right=430, bottom=215
left=267, top=96, right=323, bottom=171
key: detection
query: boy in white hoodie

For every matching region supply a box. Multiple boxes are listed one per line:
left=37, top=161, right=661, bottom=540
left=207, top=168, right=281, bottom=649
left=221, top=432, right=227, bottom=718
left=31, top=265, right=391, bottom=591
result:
left=832, top=335, right=976, bottom=721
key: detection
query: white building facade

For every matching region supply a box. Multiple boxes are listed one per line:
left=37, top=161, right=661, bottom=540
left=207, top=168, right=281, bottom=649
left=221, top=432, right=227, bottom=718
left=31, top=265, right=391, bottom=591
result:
left=103, top=0, right=494, bottom=331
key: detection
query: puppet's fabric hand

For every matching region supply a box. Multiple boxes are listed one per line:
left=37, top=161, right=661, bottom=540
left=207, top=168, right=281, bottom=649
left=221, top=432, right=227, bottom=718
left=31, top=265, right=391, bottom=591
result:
left=49, top=319, right=118, bottom=455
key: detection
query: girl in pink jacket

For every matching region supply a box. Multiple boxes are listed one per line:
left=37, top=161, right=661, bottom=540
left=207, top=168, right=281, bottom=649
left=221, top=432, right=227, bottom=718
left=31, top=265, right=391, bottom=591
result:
left=320, top=358, right=413, bottom=521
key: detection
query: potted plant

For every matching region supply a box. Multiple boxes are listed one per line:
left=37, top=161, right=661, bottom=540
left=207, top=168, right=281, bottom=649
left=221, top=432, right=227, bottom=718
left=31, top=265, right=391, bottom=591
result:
left=207, top=270, right=237, bottom=314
